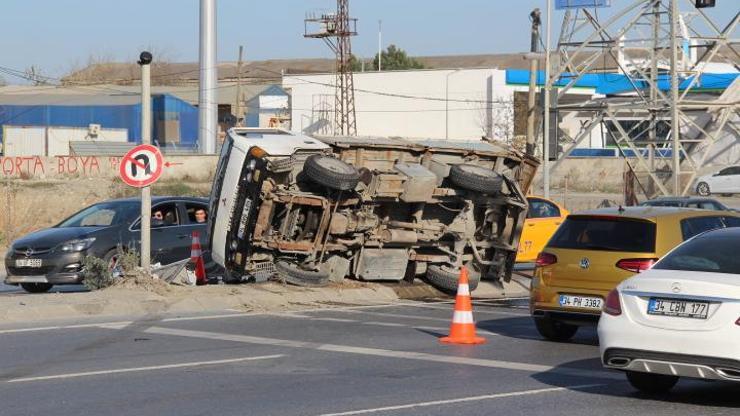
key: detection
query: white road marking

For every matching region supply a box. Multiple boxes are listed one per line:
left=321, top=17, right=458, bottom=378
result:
left=143, top=326, right=618, bottom=380
left=0, top=300, right=441, bottom=335
left=315, top=383, right=607, bottom=416
left=0, top=321, right=135, bottom=335
left=340, top=309, right=452, bottom=323
left=398, top=302, right=528, bottom=316
left=0, top=298, right=528, bottom=335
left=6, top=354, right=284, bottom=383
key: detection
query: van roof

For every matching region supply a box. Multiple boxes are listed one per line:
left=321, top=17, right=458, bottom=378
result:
left=227, top=127, right=329, bottom=156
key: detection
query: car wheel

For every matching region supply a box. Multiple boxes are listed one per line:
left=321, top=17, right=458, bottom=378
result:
left=626, top=371, right=678, bottom=394
left=533, top=317, right=578, bottom=342
left=20, top=283, right=53, bottom=293
left=275, top=260, right=330, bottom=287
left=448, top=164, right=503, bottom=195
left=425, top=264, right=481, bottom=294
left=696, top=182, right=711, bottom=196
left=303, top=154, right=360, bottom=191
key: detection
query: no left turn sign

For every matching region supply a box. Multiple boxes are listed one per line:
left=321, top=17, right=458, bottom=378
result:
left=119, top=144, right=164, bottom=187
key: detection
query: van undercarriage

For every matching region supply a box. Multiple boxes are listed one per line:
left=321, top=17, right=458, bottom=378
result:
left=211, top=130, right=538, bottom=292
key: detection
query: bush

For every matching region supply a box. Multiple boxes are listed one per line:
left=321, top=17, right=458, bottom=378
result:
left=82, top=256, right=115, bottom=290
left=82, top=248, right=140, bottom=290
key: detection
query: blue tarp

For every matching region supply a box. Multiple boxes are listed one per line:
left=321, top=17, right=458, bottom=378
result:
left=0, top=94, right=198, bottom=147
left=506, top=69, right=738, bottom=94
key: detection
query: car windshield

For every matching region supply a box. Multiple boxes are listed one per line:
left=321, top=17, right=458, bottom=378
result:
left=548, top=216, right=656, bottom=253
left=57, top=201, right=140, bottom=228
left=654, top=232, right=740, bottom=274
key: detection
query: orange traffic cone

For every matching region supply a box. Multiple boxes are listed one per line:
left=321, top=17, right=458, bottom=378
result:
left=440, top=267, right=486, bottom=345
left=190, top=231, right=207, bottom=286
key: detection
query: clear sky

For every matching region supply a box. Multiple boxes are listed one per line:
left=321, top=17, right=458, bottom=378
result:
left=0, top=0, right=737, bottom=81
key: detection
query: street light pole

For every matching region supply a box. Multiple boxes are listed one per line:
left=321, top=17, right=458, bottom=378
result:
left=445, top=69, right=462, bottom=140
left=543, top=0, right=552, bottom=199
left=378, top=20, right=382, bottom=71
left=138, top=51, right=153, bottom=272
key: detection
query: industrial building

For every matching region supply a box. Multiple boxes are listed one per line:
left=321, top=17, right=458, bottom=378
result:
left=0, top=92, right=198, bottom=156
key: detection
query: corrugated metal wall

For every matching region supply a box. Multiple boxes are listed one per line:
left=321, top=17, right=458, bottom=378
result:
left=0, top=94, right=198, bottom=152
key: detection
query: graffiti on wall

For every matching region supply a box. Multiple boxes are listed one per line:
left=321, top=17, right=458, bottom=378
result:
left=0, top=156, right=123, bottom=177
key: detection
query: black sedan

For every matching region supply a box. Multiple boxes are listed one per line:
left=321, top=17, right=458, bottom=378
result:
left=4, top=197, right=209, bottom=293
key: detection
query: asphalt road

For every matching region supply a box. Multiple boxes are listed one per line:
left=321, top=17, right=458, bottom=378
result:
left=0, top=299, right=737, bottom=416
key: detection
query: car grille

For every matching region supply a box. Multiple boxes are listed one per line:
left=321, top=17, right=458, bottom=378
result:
left=13, top=247, right=52, bottom=256
left=7, top=266, right=55, bottom=276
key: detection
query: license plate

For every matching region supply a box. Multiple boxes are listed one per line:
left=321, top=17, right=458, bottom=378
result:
left=559, top=294, right=603, bottom=310
left=648, top=298, right=709, bottom=319
left=15, top=259, right=42, bottom=268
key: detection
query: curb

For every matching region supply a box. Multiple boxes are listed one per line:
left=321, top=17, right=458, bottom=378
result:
left=0, top=282, right=400, bottom=324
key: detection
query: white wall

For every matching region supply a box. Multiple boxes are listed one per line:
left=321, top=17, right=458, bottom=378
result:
left=2, top=126, right=45, bottom=156
left=3, top=125, right=128, bottom=156
left=284, top=68, right=596, bottom=141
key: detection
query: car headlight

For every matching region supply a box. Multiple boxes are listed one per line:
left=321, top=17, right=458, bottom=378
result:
left=57, top=237, right=96, bottom=252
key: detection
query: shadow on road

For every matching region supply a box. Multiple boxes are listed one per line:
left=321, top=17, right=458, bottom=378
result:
left=476, top=316, right=599, bottom=346
left=531, top=357, right=740, bottom=408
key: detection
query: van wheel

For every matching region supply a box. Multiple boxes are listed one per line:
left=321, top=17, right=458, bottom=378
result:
left=626, top=371, right=678, bottom=394
left=275, top=261, right=330, bottom=287
left=425, top=264, right=480, bottom=294
left=533, top=317, right=578, bottom=342
left=449, top=164, right=502, bottom=195
left=696, top=182, right=711, bottom=196
left=20, top=283, right=53, bottom=293
left=304, top=155, right=360, bottom=191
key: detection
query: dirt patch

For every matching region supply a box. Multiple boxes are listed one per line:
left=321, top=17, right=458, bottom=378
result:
left=108, top=270, right=182, bottom=297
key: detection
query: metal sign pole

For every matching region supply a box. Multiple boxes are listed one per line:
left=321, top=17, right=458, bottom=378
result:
left=138, top=52, right=153, bottom=271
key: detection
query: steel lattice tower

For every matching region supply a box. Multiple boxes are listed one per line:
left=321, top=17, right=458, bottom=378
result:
left=305, top=0, right=358, bottom=136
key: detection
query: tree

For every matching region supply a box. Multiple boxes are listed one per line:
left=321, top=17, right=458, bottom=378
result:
left=373, top=45, right=424, bottom=71
left=349, top=45, right=425, bottom=72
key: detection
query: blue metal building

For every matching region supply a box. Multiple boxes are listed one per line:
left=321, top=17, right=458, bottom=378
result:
left=0, top=93, right=199, bottom=148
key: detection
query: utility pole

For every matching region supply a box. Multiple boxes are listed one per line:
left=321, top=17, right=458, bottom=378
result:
left=199, top=0, right=218, bottom=153
left=669, top=0, right=681, bottom=196
left=648, top=0, right=660, bottom=196
left=543, top=0, right=552, bottom=199
left=526, top=8, right=541, bottom=156
left=378, top=20, right=382, bottom=71
left=235, top=45, right=244, bottom=127
left=304, top=0, right=358, bottom=136
left=138, top=51, right=153, bottom=272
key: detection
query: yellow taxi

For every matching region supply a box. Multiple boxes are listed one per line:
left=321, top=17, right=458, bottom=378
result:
left=516, top=197, right=569, bottom=263
left=530, top=206, right=740, bottom=342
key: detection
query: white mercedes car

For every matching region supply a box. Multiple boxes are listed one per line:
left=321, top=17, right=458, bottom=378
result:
left=598, top=227, right=740, bottom=393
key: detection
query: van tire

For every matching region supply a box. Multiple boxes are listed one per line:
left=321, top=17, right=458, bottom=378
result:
left=533, top=317, right=578, bottom=342
left=425, top=264, right=480, bottom=294
left=304, top=155, right=360, bottom=191
left=275, top=260, right=330, bottom=287
left=449, top=164, right=502, bottom=194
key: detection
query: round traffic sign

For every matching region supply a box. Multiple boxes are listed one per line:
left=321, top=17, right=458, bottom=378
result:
left=119, top=144, right=164, bottom=187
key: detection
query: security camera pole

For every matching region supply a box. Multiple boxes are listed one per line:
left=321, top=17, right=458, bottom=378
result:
left=138, top=51, right=153, bottom=271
